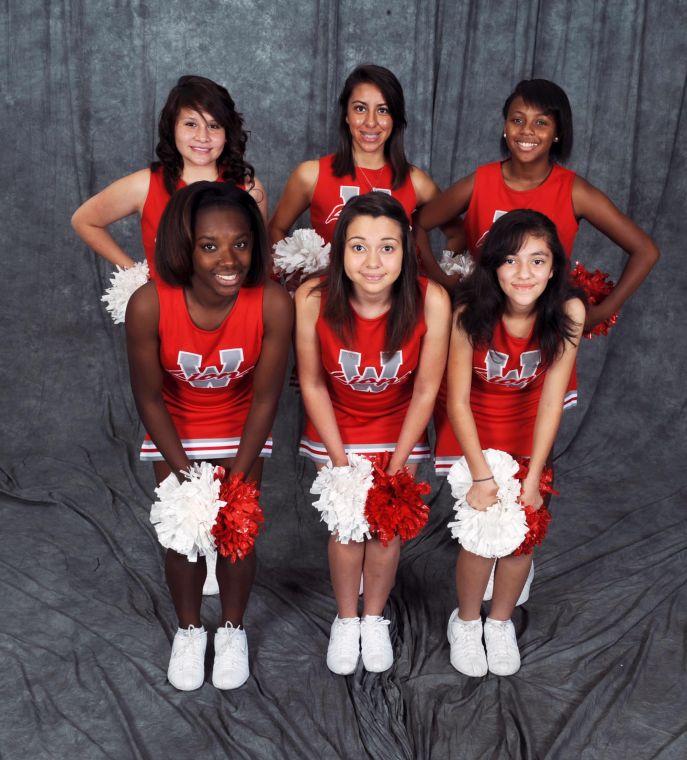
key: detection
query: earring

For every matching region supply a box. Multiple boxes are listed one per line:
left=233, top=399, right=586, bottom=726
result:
left=554, top=137, right=559, bottom=142
left=503, top=132, right=507, bottom=139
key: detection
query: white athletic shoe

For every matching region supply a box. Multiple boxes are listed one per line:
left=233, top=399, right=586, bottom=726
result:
left=484, top=617, right=520, bottom=676
left=446, top=609, right=487, bottom=677
left=360, top=615, right=393, bottom=673
left=167, top=625, right=207, bottom=691
left=483, top=561, right=534, bottom=605
left=202, top=551, right=219, bottom=596
left=359, top=574, right=364, bottom=596
left=326, top=616, right=360, bottom=675
left=212, top=623, right=249, bottom=689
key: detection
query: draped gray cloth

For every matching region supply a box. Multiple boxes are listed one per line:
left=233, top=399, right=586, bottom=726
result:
left=1, top=1, right=686, bottom=758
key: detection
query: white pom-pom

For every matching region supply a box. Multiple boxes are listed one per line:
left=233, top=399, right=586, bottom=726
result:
left=310, top=453, right=373, bottom=543
left=101, top=261, right=150, bottom=324
left=446, top=449, right=527, bottom=558
left=150, top=461, right=223, bottom=561
left=439, top=250, right=474, bottom=278
left=273, top=229, right=331, bottom=279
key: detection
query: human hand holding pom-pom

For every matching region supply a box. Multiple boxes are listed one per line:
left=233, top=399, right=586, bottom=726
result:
left=212, top=473, right=264, bottom=563
left=512, top=457, right=557, bottom=556
left=364, top=453, right=431, bottom=546
left=570, top=262, right=619, bottom=338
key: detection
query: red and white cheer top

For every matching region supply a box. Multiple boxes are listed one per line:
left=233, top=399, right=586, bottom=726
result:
left=310, top=154, right=417, bottom=243
left=140, top=280, right=271, bottom=461
left=299, top=278, right=430, bottom=463
left=434, top=318, right=572, bottom=475
left=464, top=161, right=579, bottom=258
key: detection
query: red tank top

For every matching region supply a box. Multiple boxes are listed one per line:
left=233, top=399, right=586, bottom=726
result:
left=153, top=280, right=264, bottom=441
left=302, top=278, right=428, bottom=445
left=141, top=170, right=238, bottom=279
left=310, top=154, right=417, bottom=243
left=465, top=161, right=579, bottom=258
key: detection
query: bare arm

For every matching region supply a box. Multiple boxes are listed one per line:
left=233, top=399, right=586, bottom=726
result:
left=295, top=280, right=348, bottom=467
left=410, top=167, right=466, bottom=290
left=572, top=176, right=660, bottom=332
left=446, top=310, right=499, bottom=510
left=125, top=282, right=191, bottom=476
left=268, top=160, right=319, bottom=247
left=230, top=280, right=294, bottom=477
left=248, top=175, right=269, bottom=224
left=520, top=298, right=585, bottom=508
left=388, top=281, right=451, bottom=472
left=72, top=169, right=151, bottom=269
left=416, top=172, right=475, bottom=234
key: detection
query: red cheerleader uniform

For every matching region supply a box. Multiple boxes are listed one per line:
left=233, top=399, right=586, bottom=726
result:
left=464, top=161, right=579, bottom=258
left=139, top=281, right=271, bottom=461
left=299, top=278, right=430, bottom=463
left=140, top=170, right=238, bottom=279
left=434, top=318, right=567, bottom=475
left=309, top=154, right=417, bottom=243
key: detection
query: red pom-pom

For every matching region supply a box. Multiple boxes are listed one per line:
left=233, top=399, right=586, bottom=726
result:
left=513, top=503, right=552, bottom=556
left=570, top=262, right=619, bottom=339
left=211, top=474, right=264, bottom=563
left=512, top=458, right=557, bottom=555
left=363, top=454, right=431, bottom=546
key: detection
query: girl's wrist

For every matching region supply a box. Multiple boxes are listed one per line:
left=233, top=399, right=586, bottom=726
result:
left=472, top=474, right=494, bottom=483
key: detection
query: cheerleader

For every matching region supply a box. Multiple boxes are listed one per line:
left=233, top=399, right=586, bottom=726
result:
left=295, top=192, right=450, bottom=674
left=444, top=209, right=584, bottom=677
left=417, top=78, right=659, bottom=330
left=72, top=75, right=267, bottom=278
left=270, top=63, right=461, bottom=286
left=126, top=182, right=292, bottom=690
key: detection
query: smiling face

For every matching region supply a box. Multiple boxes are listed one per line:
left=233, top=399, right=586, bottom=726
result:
left=174, top=107, right=226, bottom=169
left=346, top=83, right=394, bottom=161
left=503, top=96, right=558, bottom=164
left=343, top=214, right=404, bottom=299
left=497, top=234, right=554, bottom=313
left=191, top=205, right=253, bottom=301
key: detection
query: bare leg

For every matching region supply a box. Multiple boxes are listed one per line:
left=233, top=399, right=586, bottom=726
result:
left=361, top=536, right=401, bottom=617
left=329, top=536, right=365, bottom=618
left=489, top=553, right=533, bottom=621
left=165, top=550, right=206, bottom=627
left=456, top=548, right=495, bottom=620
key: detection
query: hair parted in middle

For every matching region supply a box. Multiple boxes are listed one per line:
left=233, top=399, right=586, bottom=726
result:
left=332, top=64, right=410, bottom=190
left=454, top=208, right=585, bottom=365
left=321, top=191, right=420, bottom=356
left=155, top=181, right=268, bottom=288
left=501, top=78, right=574, bottom=162
left=152, top=74, right=256, bottom=196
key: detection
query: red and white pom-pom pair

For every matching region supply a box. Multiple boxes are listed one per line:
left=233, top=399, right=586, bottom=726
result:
left=150, top=462, right=263, bottom=563
left=447, top=450, right=556, bottom=558
left=310, top=452, right=430, bottom=545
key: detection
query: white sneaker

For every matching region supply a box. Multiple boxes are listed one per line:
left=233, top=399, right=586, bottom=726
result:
left=446, top=609, right=487, bottom=677
left=483, top=561, right=534, bottom=605
left=167, top=625, right=207, bottom=691
left=212, top=623, right=249, bottom=689
left=360, top=615, right=393, bottom=673
left=327, top=616, right=360, bottom=675
left=359, top=574, right=364, bottom=596
left=484, top=618, right=520, bottom=676
left=202, top=552, right=219, bottom=596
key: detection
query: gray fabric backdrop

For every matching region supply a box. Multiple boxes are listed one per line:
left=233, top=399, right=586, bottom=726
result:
left=1, top=1, right=686, bottom=758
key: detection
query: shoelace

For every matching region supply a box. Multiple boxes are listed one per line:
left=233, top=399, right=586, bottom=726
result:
left=216, top=623, right=245, bottom=659
left=331, top=618, right=360, bottom=650
left=486, top=621, right=513, bottom=658
left=172, top=626, right=205, bottom=662
left=362, top=617, right=390, bottom=654
left=453, top=621, right=483, bottom=656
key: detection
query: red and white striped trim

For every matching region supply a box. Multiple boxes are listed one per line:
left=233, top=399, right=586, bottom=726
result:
left=140, top=437, right=273, bottom=461
left=299, top=437, right=430, bottom=464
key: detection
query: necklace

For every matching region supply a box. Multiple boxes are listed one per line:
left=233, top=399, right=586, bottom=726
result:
left=356, top=164, right=385, bottom=192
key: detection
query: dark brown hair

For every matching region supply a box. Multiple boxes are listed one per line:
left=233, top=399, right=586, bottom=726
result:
left=454, top=209, right=584, bottom=365
left=501, top=79, right=573, bottom=162
left=321, top=192, right=420, bottom=355
left=152, top=75, right=255, bottom=195
left=155, top=182, right=267, bottom=288
left=331, top=64, right=410, bottom=190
